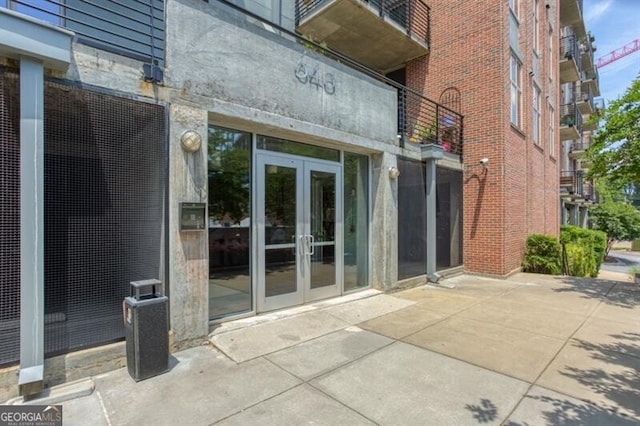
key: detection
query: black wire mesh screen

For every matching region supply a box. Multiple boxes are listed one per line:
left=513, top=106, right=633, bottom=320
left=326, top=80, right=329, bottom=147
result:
left=0, top=69, right=166, bottom=365
left=0, top=72, right=21, bottom=366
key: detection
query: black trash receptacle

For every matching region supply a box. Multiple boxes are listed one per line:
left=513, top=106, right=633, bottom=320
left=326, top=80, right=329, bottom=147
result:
left=123, top=279, right=169, bottom=381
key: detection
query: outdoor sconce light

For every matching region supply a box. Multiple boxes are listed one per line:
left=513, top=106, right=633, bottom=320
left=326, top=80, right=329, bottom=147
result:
left=389, top=166, right=400, bottom=179
left=181, top=130, right=202, bottom=153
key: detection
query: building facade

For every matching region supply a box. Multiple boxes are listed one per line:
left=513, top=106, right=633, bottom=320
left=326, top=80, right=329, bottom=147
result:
left=0, top=0, right=595, bottom=399
left=558, top=0, right=602, bottom=226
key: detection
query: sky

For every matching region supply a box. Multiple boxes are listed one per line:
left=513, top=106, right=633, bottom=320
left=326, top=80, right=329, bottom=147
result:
left=583, top=0, right=640, bottom=104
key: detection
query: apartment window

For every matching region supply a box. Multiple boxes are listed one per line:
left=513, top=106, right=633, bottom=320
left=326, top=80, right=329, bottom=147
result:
left=510, top=56, right=522, bottom=127
left=533, top=84, right=541, bottom=144
left=533, top=0, right=540, bottom=54
left=509, top=0, right=519, bottom=17
left=548, top=26, right=554, bottom=84
left=548, top=105, right=555, bottom=156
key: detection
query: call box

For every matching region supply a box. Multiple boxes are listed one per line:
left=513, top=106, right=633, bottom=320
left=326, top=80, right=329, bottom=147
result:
left=179, top=202, right=206, bottom=231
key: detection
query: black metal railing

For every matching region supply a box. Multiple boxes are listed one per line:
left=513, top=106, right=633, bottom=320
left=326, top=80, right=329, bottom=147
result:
left=582, top=65, right=599, bottom=84
left=295, top=0, right=431, bottom=45
left=571, top=141, right=586, bottom=152
left=561, top=35, right=583, bottom=74
left=560, top=102, right=583, bottom=132
left=4, top=1, right=164, bottom=67
left=577, top=84, right=594, bottom=110
left=399, top=88, right=463, bottom=154
left=580, top=32, right=596, bottom=66
left=561, top=170, right=584, bottom=196
left=214, top=0, right=460, bottom=152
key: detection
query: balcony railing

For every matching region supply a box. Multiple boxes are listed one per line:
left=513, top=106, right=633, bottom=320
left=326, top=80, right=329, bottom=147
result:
left=399, top=88, right=463, bottom=155
left=582, top=65, right=600, bottom=96
left=560, top=102, right=583, bottom=140
left=560, top=35, right=582, bottom=83
left=560, top=170, right=584, bottom=198
left=295, top=0, right=431, bottom=45
left=580, top=32, right=596, bottom=72
left=576, top=84, right=594, bottom=115
left=3, top=0, right=165, bottom=69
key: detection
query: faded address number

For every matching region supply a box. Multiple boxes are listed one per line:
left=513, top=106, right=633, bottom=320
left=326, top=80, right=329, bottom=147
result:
left=295, top=63, right=335, bottom=95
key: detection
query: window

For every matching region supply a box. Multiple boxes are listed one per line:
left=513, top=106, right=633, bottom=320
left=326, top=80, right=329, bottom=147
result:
left=533, top=84, right=541, bottom=144
left=510, top=56, right=522, bottom=127
left=509, top=0, right=519, bottom=17
left=533, top=0, right=540, bottom=54
left=548, top=26, right=554, bottom=84
left=549, top=105, right=556, bottom=155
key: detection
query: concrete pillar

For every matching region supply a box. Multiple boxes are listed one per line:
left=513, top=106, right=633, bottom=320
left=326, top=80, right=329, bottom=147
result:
left=370, top=152, right=398, bottom=289
left=19, top=58, right=45, bottom=395
left=168, top=104, right=209, bottom=349
left=421, top=144, right=444, bottom=282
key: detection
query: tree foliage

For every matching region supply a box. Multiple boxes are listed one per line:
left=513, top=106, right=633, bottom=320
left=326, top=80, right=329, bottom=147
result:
left=586, top=74, right=640, bottom=188
left=588, top=201, right=640, bottom=255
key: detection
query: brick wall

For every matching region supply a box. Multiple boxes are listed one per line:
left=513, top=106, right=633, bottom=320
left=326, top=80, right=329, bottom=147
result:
left=408, top=0, right=560, bottom=275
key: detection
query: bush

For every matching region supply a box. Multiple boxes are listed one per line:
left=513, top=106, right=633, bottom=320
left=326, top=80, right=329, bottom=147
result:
left=522, top=234, right=561, bottom=275
left=560, top=225, right=607, bottom=277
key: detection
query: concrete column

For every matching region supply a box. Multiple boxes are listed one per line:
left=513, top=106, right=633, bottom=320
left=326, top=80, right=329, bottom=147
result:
left=421, top=144, right=444, bottom=282
left=19, top=58, right=45, bottom=395
left=370, top=152, right=398, bottom=289
left=168, top=104, right=209, bottom=349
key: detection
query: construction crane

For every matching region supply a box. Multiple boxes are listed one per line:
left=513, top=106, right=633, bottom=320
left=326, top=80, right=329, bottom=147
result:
left=596, top=39, right=640, bottom=68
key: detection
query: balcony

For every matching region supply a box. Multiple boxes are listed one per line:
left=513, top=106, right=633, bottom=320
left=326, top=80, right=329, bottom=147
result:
left=582, top=66, right=600, bottom=97
left=400, top=88, right=463, bottom=155
left=580, top=33, right=596, bottom=73
left=560, top=35, right=582, bottom=84
left=295, top=0, right=430, bottom=72
left=575, top=84, right=594, bottom=115
left=560, top=170, right=585, bottom=200
left=568, top=142, right=586, bottom=160
left=560, top=0, right=586, bottom=39
left=1, top=0, right=165, bottom=72
left=560, top=102, right=582, bottom=141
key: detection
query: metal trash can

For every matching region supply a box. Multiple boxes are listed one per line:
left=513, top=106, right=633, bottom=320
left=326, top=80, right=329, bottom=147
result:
left=123, top=279, right=169, bottom=381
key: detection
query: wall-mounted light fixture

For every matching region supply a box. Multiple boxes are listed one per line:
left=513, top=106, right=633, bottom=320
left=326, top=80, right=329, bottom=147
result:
left=180, top=130, right=202, bottom=153
left=479, top=158, right=489, bottom=170
left=389, top=166, right=400, bottom=179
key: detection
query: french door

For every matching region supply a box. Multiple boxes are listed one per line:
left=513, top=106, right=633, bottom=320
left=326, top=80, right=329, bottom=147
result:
left=256, top=153, right=342, bottom=312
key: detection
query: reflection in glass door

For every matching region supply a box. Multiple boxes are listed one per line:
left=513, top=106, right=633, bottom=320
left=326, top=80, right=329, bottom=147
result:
left=257, top=154, right=342, bottom=312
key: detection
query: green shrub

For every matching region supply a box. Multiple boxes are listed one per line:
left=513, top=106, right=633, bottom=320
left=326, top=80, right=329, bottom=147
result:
left=565, top=244, right=588, bottom=277
left=560, top=225, right=607, bottom=277
left=522, top=234, right=561, bottom=275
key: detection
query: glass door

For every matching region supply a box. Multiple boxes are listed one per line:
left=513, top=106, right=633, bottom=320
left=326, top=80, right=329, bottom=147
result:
left=256, top=154, right=342, bottom=312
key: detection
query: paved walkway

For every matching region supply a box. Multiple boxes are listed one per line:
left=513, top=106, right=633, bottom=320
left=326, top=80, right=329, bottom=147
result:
left=7, top=272, right=640, bottom=425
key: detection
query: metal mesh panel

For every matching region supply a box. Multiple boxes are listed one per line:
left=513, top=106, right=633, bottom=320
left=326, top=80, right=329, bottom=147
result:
left=0, top=68, right=166, bottom=365
left=43, top=81, right=166, bottom=356
left=0, top=71, right=21, bottom=365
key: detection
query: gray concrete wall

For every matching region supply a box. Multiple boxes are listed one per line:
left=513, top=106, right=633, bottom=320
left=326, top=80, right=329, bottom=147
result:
left=166, top=0, right=398, bottom=146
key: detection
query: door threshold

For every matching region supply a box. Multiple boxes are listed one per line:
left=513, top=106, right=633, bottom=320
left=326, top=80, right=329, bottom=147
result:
left=210, top=288, right=381, bottom=336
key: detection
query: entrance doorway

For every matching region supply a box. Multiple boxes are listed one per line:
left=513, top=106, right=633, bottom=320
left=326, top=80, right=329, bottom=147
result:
left=256, top=153, right=343, bottom=312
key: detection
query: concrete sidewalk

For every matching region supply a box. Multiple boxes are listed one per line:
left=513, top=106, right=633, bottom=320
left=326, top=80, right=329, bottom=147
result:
left=7, top=272, right=640, bottom=425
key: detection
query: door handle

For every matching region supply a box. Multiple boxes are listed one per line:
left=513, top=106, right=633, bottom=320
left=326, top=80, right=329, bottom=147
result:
left=308, top=234, right=315, bottom=255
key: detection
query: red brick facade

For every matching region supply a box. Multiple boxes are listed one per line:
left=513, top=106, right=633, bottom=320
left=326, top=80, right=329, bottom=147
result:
left=409, top=0, right=561, bottom=275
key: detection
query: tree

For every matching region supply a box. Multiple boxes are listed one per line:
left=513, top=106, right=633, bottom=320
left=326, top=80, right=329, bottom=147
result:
left=586, top=74, right=640, bottom=188
left=588, top=201, right=640, bottom=256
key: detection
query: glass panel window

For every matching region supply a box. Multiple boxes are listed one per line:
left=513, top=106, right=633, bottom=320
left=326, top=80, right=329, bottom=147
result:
left=257, top=135, right=340, bottom=162
left=510, top=56, right=522, bottom=127
left=343, top=152, right=369, bottom=291
left=548, top=105, right=555, bottom=156
left=509, top=0, right=519, bottom=17
left=398, top=158, right=426, bottom=280
left=208, top=126, right=252, bottom=319
left=533, top=84, right=541, bottom=145
left=533, top=0, right=540, bottom=54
